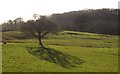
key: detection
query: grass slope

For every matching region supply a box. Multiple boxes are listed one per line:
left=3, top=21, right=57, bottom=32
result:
left=0, top=44, right=2, bottom=73
left=2, top=31, right=118, bottom=72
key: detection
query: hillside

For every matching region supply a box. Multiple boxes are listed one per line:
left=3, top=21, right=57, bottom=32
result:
left=1, top=9, right=119, bottom=35
left=49, top=9, right=118, bottom=35
left=2, top=31, right=119, bottom=72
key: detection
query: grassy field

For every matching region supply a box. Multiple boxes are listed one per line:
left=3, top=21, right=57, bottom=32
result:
left=2, top=31, right=119, bottom=72
left=0, top=44, right=2, bottom=73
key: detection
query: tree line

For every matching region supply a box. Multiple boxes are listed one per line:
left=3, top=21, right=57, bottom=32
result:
left=49, top=9, right=119, bottom=35
left=1, top=9, right=119, bottom=35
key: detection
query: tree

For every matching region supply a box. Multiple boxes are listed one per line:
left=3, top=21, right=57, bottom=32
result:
left=13, top=17, right=24, bottom=30
left=21, top=15, right=58, bottom=48
left=33, top=14, right=39, bottom=20
left=8, top=20, right=13, bottom=25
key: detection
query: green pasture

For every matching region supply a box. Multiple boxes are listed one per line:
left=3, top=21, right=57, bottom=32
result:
left=2, top=31, right=119, bottom=72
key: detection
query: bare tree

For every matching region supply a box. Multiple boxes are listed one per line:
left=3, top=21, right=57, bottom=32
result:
left=21, top=15, right=58, bottom=48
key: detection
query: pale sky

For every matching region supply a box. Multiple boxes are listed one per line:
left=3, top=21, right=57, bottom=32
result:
left=0, top=0, right=119, bottom=24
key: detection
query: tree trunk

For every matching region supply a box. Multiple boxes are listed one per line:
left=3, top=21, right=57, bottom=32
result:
left=39, top=37, right=45, bottom=48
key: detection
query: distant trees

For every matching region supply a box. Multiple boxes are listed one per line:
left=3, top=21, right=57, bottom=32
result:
left=21, top=15, right=58, bottom=48
left=1, top=17, right=24, bottom=31
left=73, top=9, right=118, bottom=35
left=1, top=9, right=119, bottom=35
left=50, top=9, right=118, bottom=35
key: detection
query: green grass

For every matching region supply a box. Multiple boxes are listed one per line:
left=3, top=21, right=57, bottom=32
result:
left=0, top=44, right=2, bottom=73
left=2, top=31, right=119, bottom=72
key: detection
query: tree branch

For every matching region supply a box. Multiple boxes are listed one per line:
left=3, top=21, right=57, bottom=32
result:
left=41, top=31, right=49, bottom=38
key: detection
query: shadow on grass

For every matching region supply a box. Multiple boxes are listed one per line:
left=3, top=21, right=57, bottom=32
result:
left=26, top=47, right=85, bottom=68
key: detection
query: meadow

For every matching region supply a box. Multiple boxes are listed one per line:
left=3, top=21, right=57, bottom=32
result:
left=0, top=43, right=1, bottom=73
left=2, top=31, right=119, bottom=72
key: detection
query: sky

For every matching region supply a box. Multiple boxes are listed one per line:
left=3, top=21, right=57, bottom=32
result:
left=0, top=0, right=119, bottom=24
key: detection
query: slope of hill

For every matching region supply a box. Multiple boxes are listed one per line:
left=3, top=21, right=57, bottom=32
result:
left=2, top=31, right=118, bottom=72
left=49, top=9, right=118, bottom=35
left=1, top=9, right=119, bottom=35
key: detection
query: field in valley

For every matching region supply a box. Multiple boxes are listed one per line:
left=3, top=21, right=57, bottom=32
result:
left=1, top=31, right=119, bottom=72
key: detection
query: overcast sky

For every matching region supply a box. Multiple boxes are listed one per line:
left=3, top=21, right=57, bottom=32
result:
left=0, top=0, right=119, bottom=24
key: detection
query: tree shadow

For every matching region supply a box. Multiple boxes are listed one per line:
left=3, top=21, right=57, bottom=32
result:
left=26, top=47, right=85, bottom=68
